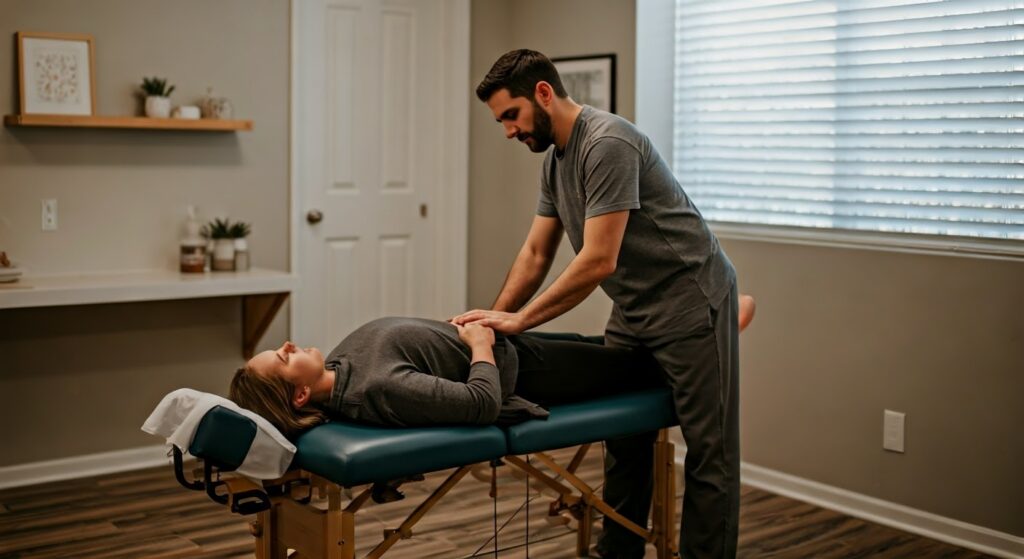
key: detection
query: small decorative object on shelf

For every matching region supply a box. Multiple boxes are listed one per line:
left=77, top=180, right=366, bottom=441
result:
left=202, top=217, right=236, bottom=271
left=0, top=251, right=23, bottom=284
left=230, top=221, right=252, bottom=271
left=171, top=105, right=201, bottom=119
left=140, top=76, right=175, bottom=118
left=179, top=206, right=206, bottom=274
left=199, top=217, right=252, bottom=272
left=199, top=87, right=233, bottom=119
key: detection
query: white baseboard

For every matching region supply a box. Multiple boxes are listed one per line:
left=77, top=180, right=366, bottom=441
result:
left=740, top=462, right=1024, bottom=559
left=0, top=445, right=171, bottom=490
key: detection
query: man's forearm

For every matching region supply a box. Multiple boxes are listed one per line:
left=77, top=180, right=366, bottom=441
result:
left=516, top=250, right=611, bottom=330
left=491, top=248, right=554, bottom=312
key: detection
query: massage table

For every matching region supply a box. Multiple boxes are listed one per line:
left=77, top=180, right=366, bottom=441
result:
left=149, top=388, right=681, bottom=559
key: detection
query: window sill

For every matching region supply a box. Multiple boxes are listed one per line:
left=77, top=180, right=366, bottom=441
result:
left=710, top=223, right=1024, bottom=262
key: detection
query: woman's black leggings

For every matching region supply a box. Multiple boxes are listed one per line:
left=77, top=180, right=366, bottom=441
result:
left=509, top=332, right=666, bottom=407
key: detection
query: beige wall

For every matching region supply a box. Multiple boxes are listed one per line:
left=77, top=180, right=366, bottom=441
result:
left=1, top=0, right=1020, bottom=540
left=469, top=0, right=1023, bottom=538
left=729, top=240, right=1023, bottom=536
left=0, top=0, right=290, bottom=465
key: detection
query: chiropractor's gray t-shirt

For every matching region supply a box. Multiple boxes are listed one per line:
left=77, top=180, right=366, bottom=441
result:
left=323, top=317, right=545, bottom=427
left=537, top=105, right=735, bottom=334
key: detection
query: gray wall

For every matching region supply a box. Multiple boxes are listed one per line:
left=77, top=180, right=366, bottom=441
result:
left=469, top=0, right=1023, bottom=538
left=0, top=0, right=290, bottom=465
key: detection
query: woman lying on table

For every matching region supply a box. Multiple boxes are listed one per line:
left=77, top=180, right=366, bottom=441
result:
left=230, top=297, right=755, bottom=440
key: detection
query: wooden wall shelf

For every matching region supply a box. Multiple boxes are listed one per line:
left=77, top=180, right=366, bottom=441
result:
left=3, top=114, right=253, bottom=131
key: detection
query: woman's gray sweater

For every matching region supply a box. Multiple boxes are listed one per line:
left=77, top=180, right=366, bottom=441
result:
left=322, top=317, right=546, bottom=426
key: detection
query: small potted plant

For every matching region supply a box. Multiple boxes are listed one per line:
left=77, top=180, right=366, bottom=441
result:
left=140, top=77, right=176, bottom=118
left=202, top=218, right=236, bottom=271
left=230, top=221, right=252, bottom=271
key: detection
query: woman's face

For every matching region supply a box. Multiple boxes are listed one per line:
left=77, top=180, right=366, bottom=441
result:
left=249, top=341, right=325, bottom=389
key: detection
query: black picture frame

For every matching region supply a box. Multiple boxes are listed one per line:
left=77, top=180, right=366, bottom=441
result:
left=551, top=53, right=617, bottom=114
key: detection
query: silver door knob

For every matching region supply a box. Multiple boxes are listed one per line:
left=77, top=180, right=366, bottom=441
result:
left=306, top=209, right=323, bottom=224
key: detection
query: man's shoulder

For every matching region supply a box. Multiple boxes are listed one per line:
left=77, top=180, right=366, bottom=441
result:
left=580, top=108, right=646, bottom=149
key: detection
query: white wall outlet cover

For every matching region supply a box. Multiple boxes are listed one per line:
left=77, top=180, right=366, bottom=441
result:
left=883, top=409, right=906, bottom=453
left=41, top=199, right=57, bottom=231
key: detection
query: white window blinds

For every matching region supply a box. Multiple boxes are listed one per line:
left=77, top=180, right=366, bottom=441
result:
left=673, top=0, right=1024, bottom=242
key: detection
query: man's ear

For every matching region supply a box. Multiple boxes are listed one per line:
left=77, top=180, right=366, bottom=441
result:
left=534, top=81, right=554, bottom=106
left=292, top=385, right=311, bottom=409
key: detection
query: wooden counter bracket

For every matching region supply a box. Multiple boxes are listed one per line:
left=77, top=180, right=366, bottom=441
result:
left=243, top=293, right=290, bottom=358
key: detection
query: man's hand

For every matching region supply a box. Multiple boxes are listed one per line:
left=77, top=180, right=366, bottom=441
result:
left=455, top=321, right=496, bottom=348
left=451, top=310, right=528, bottom=335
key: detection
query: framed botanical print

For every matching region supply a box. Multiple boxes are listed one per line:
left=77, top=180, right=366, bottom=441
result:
left=17, top=31, right=97, bottom=116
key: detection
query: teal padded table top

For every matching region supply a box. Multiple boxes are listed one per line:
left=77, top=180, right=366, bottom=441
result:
left=187, top=389, right=678, bottom=487
left=295, top=422, right=507, bottom=487
left=504, top=388, right=678, bottom=455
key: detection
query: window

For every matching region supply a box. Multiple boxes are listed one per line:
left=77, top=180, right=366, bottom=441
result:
left=671, top=0, right=1024, bottom=249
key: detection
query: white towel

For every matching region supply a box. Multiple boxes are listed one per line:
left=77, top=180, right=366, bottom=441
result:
left=142, top=388, right=296, bottom=479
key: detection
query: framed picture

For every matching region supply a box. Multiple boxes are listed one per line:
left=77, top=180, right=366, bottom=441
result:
left=551, top=54, right=616, bottom=114
left=17, top=31, right=97, bottom=116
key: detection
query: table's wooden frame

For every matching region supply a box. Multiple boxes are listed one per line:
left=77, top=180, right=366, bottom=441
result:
left=216, top=429, right=679, bottom=559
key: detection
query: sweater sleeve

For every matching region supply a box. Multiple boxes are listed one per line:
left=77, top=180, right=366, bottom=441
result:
left=366, top=361, right=503, bottom=426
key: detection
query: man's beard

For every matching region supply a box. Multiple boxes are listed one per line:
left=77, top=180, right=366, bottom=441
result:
left=518, top=99, right=555, bottom=153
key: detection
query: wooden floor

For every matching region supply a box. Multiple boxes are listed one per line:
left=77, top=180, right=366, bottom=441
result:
left=0, top=446, right=993, bottom=559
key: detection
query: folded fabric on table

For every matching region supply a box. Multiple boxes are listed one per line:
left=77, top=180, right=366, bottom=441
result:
left=142, top=388, right=296, bottom=479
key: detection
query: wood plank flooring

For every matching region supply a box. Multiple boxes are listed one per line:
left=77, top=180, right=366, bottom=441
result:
left=0, top=446, right=993, bottom=558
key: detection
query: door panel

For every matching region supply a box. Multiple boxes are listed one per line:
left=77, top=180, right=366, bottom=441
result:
left=297, top=0, right=443, bottom=351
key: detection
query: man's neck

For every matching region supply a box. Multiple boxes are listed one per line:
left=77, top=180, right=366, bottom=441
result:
left=553, top=100, right=584, bottom=152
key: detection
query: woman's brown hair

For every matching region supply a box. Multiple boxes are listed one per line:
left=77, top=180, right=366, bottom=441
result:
left=229, top=365, right=327, bottom=440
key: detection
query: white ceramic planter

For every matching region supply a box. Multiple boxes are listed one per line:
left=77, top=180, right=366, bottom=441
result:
left=212, top=238, right=236, bottom=271
left=145, top=96, right=172, bottom=118
left=233, top=238, right=250, bottom=271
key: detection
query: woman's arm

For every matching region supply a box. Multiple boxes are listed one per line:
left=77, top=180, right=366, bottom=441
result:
left=363, top=323, right=503, bottom=426
left=368, top=361, right=502, bottom=426
left=459, top=322, right=496, bottom=365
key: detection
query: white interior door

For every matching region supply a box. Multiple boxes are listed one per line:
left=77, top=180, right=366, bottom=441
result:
left=293, top=0, right=467, bottom=350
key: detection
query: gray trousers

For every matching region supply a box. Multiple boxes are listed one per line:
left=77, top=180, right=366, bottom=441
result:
left=599, top=284, right=740, bottom=559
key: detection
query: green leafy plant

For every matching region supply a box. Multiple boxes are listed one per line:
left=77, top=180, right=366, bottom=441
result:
left=201, top=218, right=251, bottom=239
left=140, top=77, right=175, bottom=97
left=201, top=218, right=233, bottom=240
left=229, top=221, right=251, bottom=239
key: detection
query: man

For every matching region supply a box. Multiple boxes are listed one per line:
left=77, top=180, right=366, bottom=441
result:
left=453, top=50, right=742, bottom=559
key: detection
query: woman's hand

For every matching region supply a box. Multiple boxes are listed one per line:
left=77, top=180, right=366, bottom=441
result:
left=456, top=323, right=496, bottom=366
left=456, top=322, right=495, bottom=349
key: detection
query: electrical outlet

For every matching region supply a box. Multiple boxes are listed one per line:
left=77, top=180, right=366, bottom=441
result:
left=883, top=410, right=905, bottom=453
left=41, top=199, right=57, bottom=231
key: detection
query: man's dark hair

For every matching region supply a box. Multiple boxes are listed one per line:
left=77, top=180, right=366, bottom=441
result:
left=476, top=49, right=568, bottom=102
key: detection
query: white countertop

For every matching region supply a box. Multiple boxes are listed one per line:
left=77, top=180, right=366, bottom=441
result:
left=0, top=268, right=295, bottom=310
